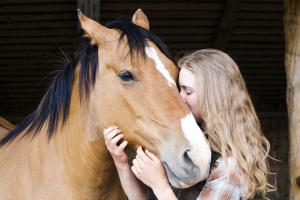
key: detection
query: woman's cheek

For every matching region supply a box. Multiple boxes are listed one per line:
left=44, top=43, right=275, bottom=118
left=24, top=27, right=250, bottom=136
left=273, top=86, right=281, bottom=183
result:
left=190, top=95, right=201, bottom=119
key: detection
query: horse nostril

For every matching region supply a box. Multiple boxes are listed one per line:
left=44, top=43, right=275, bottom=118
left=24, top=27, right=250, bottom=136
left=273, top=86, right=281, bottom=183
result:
left=181, top=145, right=194, bottom=167
left=183, top=150, right=189, bottom=162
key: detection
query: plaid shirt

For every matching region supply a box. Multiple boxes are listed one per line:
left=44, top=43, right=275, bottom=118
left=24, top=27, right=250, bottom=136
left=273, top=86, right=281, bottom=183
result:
left=196, top=157, right=245, bottom=200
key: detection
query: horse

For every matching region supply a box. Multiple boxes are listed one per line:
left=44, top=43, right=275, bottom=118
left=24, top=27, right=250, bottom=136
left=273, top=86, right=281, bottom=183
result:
left=0, top=9, right=211, bottom=200
left=0, top=116, right=15, bottom=139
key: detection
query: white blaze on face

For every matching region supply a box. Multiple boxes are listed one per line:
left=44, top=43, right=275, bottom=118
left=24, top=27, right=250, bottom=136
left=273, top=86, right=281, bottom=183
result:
left=181, top=113, right=211, bottom=181
left=145, top=47, right=176, bottom=87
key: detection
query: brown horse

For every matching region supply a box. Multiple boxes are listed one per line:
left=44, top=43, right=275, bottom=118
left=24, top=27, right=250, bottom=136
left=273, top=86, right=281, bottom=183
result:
left=0, top=116, right=14, bottom=139
left=0, top=9, right=211, bottom=200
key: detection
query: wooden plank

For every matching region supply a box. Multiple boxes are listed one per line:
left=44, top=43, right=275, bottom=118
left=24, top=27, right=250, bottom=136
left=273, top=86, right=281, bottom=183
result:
left=240, top=3, right=283, bottom=12
left=101, top=0, right=224, bottom=2
left=230, top=35, right=284, bottom=42
left=242, top=72, right=285, bottom=76
left=236, top=19, right=284, bottom=27
left=237, top=57, right=283, bottom=62
left=228, top=49, right=284, bottom=56
left=151, top=28, right=214, bottom=35
left=232, top=27, right=284, bottom=35
left=167, top=43, right=212, bottom=49
left=0, top=70, right=64, bottom=75
left=242, top=70, right=284, bottom=75
left=158, top=35, right=213, bottom=43
left=100, top=11, right=220, bottom=20
left=0, top=37, right=77, bottom=45
left=143, top=19, right=219, bottom=27
left=0, top=59, right=71, bottom=65
left=0, top=44, right=75, bottom=51
left=100, top=2, right=223, bottom=11
left=0, top=13, right=75, bottom=22
left=244, top=0, right=282, bottom=2
left=0, top=30, right=77, bottom=37
left=1, top=21, right=77, bottom=29
left=284, top=0, right=300, bottom=199
left=213, top=0, right=243, bottom=50
left=238, top=12, right=282, bottom=20
left=0, top=46, right=73, bottom=56
left=0, top=0, right=75, bottom=4
left=0, top=4, right=76, bottom=13
left=227, top=43, right=284, bottom=49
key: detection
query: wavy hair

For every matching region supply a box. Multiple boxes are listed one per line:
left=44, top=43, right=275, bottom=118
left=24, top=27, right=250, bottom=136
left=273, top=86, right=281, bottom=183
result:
left=178, top=49, right=274, bottom=198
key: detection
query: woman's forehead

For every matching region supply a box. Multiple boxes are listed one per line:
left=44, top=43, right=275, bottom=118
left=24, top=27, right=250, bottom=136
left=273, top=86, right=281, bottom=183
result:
left=179, top=68, right=197, bottom=87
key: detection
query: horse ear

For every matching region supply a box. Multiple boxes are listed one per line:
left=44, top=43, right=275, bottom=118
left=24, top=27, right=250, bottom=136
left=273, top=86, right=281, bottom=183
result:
left=77, top=9, right=111, bottom=44
left=132, top=9, right=150, bottom=30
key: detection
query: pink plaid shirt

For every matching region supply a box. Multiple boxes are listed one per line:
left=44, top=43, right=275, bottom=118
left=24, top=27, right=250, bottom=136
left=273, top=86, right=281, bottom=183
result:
left=197, top=157, right=245, bottom=200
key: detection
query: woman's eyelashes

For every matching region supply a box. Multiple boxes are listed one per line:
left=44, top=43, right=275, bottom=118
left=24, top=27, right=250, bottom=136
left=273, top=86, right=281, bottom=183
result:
left=184, top=87, right=193, bottom=95
left=185, top=89, right=192, bottom=95
left=182, top=86, right=192, bottom=95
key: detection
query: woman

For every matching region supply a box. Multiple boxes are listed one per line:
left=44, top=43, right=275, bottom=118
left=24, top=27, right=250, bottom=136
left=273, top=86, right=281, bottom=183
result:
left=103, top=49, right=273, bottom=199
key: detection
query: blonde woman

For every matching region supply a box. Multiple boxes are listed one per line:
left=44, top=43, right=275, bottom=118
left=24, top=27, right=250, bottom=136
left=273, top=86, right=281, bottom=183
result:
left=103, top=49, right=272, bottom=199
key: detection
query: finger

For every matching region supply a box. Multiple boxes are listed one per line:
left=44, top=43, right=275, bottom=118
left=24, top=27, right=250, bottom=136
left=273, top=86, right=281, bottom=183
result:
left=106, top=129, right=122, bottom=140
left=104, top=129, right=120, bottom=147
left=103, top=126, right=118, bottom=135
left=136, top=146, right=151, bottom=162
left=135, top=154, right=147, bottom=168
left=131, top=165, right=140, bottom=179
left=145, top=149, right=159, bottom=161
left=132, top=159, right=142, bottom=173
left=118, top=140, right=128, bottom=151
left=108, top=135, right=123, bottom=151
left=110, top=134, right=124, bottom=145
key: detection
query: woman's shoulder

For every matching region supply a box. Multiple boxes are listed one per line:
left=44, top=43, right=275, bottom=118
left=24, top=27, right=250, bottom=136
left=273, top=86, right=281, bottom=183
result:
left=197, top=156, right=244, bottom=200
left=207, top=156, right=241, bottom=186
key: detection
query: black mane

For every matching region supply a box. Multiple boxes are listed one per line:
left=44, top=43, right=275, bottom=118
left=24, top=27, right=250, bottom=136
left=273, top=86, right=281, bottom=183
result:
left=0, top=18, right=171, bottom=146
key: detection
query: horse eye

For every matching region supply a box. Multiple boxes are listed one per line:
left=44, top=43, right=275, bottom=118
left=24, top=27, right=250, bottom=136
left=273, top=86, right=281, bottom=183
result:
left=118, top=70, right=135, bottom=82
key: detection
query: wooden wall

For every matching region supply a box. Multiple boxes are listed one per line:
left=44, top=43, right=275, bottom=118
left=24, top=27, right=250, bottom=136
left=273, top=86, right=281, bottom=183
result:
left=0, top=0, right=286, bottom=119
left=0, top=0, right=78, bottom=122
left=100, top=0, right=286, bottom=112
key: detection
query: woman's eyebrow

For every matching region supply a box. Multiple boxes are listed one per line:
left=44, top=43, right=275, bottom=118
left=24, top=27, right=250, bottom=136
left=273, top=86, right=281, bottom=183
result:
left=181, top=85, right=191, bottom=90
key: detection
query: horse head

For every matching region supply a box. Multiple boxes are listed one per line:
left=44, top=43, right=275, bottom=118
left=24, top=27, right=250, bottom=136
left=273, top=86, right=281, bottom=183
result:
left=78, top=9, right=211, bottom=188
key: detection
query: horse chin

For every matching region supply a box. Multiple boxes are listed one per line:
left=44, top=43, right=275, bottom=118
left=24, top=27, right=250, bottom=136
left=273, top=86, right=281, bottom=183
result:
left=162, top=162, right=192, bottom=189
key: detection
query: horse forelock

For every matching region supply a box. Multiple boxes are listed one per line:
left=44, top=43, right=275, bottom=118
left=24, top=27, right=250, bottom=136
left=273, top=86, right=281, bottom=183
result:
left=0, top=18, right=171, bottom=146
left=106, top=18, right=172, bottom=61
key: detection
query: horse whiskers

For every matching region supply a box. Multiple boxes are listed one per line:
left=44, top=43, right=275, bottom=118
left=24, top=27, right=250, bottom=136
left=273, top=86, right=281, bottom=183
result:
left=55, top=44, right=72, bottom=64
left=38, top=70, right=62, bottom=86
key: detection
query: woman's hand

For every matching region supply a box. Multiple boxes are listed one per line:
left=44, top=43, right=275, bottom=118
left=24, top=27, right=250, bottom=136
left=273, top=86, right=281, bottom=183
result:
left=103, top=126, right=128, bottom=168
left=131, top=147, right=170, bottom=193
left=103, top=127, right=148, bottom=200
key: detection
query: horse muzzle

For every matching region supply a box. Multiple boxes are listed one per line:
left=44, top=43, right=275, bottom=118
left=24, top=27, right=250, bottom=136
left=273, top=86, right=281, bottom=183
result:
left=161, top=143, right=211, bottom=188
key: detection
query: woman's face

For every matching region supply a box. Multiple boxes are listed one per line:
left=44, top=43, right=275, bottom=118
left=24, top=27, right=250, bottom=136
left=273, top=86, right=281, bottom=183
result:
left=178, top=68, right=202, bottom=122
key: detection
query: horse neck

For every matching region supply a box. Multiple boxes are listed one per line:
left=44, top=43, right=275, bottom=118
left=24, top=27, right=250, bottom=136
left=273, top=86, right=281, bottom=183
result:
left=3, top=79, right=121, bottom=199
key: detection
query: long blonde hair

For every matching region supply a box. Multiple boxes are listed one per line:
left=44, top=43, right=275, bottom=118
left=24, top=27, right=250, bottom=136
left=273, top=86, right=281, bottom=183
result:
left=178, top=49, right=273, bottom=198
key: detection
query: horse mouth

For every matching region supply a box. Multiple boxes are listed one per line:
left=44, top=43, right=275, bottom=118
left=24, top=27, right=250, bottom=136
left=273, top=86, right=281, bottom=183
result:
left=162, top=162, right=190, bottom=189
